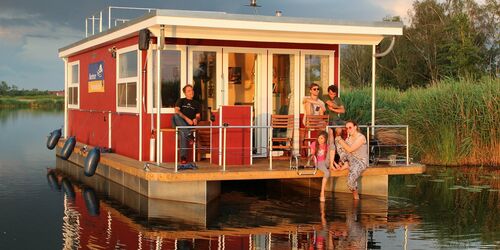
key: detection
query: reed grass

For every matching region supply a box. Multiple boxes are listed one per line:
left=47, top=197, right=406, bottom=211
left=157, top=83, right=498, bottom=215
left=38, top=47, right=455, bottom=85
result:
left=340, top=77, right=499, bottom=166
left=0, top=96, right=63, bottom=109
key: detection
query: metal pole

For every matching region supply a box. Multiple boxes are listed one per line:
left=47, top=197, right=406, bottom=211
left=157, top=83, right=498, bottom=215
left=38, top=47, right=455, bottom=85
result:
left=269, top=126, right=273, bottom=170
left=99, top=11, right=102, bottom=33
left=156, top=49, right=161, bottom=165
left=406, top=126, right=409, bottom=165
left=92, top=15, right=95, bottom=35
left=108, top=7, right=112, bottom=29
left=223, top=127, right=227, bottom=171
left=371, top=45, right=376, bottom=136
left=366, top=126, right=370, bottom=164
left=85, top=18, right=88, bottom=38
left=175, top=128, right=178, bottom=172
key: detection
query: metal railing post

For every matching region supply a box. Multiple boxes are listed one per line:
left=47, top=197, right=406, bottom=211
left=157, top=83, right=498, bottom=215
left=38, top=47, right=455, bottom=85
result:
left=99, top=11, right=102, bottom=32
left=175, top=128, right=178, bottom=172
left=108, top=7, right=112, bottom=29
left=92, top=15, right=95, bottom=35
left=406, top=126, right=409, bottom=165
left=366, top=126, right=370, bottom=162
left=269, top=126, right=273, bottom=170
left=223, top=126, right=227, bottom=171
left=85, top=18, right=88, bottom=37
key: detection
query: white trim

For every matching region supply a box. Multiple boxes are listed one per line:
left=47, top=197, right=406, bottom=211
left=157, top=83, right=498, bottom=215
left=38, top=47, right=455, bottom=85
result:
left=63, top=58, right=68, bottom=138
left=139, top=49, right=143, bottom=161
left=338, top=46, right=342, bottom=96
left=60, top=12, right=402, bottom=58
left=156, top=15, right=403, bottom=36
left=67, top=60, right=80, bottom=109
left=299, top=50, right=335, bottom=113
left=116, top=45, right=140, bottom=113
left=146, top=45, right=187, bottom=114
left=268, top=49, right=301, bottom=155
left=187, top=46, right=222, bottom=110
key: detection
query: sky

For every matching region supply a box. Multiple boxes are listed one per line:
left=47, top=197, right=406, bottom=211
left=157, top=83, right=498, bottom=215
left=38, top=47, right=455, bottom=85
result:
left=0, top=0, right=414, bottom=90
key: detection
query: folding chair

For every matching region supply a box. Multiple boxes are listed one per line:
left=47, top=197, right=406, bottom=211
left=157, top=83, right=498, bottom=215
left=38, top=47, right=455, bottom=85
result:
left=300, top=115, right=329, bottom=156
left=270, top=114, right=294, bottom=161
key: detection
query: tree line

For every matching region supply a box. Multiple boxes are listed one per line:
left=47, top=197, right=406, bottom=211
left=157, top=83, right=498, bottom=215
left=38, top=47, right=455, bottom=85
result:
left=0, top=81, right=53, bottom=96
left=341, top=0, right=499, bottom=89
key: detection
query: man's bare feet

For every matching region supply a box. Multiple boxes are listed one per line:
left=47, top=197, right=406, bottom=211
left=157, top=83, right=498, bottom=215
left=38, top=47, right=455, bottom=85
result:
left=352, top=190, right=359, bottom=200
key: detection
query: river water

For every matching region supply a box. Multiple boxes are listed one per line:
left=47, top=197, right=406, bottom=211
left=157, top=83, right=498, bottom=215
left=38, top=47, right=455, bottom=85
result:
left=0, top=109, right=498, bottom=249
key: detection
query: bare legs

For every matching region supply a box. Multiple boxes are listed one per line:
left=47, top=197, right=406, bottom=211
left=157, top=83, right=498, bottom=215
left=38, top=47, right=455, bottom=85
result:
left=320, top=177, right=327, bottom=202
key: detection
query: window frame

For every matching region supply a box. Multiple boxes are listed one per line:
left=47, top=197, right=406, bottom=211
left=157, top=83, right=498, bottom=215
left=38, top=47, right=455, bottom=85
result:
left=116, top=45, right=140, bottom=113
left=67, top=60, right=80, bottom=109
left=299, top=50, right=335, bottom=113
left=147, top=45, right=187, bottom=114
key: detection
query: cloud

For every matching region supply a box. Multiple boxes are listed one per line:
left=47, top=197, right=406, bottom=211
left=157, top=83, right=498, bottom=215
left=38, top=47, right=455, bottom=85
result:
left=0, top=7, right=82, bottom=90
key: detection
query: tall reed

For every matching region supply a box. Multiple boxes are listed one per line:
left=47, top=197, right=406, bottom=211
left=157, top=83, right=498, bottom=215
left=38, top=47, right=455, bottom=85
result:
left=340, top=77, right=499, bottom=166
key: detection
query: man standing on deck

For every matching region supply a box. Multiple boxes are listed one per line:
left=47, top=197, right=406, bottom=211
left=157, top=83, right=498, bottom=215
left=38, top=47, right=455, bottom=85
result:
left=172, top=84, right=201, bottom=164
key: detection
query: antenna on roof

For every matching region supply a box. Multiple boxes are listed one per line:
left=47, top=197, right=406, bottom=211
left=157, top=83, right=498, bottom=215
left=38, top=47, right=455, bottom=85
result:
left=245, top=0, right=261, bottom=15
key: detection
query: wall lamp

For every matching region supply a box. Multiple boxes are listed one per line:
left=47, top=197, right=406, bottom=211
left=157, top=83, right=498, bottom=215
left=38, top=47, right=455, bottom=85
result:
left=108, top=47, right=117, bottom=58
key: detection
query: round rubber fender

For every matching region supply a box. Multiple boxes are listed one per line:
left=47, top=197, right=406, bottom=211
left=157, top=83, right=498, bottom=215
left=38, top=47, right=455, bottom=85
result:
left=47, top=171, right=61, bottom=190
left=83, top=187, right=100, bottom=216
left=60, top=136, right=76, bottom=160
left=61, top=178, right=75, bottom=200
left=84, top=148, right=100, bottom=177
left=46, top=129, right=62, bottom=150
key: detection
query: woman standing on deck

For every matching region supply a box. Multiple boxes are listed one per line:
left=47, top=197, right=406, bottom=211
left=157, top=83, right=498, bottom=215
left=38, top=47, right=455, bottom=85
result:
left=334, top=121, right=368, bottom=200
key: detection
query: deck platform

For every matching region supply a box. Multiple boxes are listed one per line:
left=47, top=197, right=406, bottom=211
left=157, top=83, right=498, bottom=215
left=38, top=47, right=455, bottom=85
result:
left=56, top=141, right=425, bottom=203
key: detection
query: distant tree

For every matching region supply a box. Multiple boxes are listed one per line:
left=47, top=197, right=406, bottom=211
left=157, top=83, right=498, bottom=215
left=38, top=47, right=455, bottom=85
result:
left=0, top=81, right=9, bottom=95
left=340, top=45, right=372, bottom=87
left=341, top=0, right=499, bottom=89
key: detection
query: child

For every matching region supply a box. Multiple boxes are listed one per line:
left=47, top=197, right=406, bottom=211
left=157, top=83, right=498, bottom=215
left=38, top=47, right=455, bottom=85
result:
left=310, top=131, right=335, bottom=202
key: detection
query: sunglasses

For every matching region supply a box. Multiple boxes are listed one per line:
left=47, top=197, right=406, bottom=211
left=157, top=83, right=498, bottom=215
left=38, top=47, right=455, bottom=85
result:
left=311, top=88, right=319, bottom=91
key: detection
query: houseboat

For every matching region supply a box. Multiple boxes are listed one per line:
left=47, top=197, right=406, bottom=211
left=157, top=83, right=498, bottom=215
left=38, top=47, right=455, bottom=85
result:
left=55, top=7, right=423, bottom=203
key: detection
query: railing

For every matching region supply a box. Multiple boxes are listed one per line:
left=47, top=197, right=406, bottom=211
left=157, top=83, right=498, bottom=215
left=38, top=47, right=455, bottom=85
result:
left=160, top=125, right=272, bottom=172
left=85, top=6, right=157, bottom=37
left=159, top=124, right=411, bottom=172
left=328, top=125, right=410, bottom=166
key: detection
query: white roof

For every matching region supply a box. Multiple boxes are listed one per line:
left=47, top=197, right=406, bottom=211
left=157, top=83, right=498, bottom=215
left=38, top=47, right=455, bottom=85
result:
left=59, top=9, right=403, bottom=58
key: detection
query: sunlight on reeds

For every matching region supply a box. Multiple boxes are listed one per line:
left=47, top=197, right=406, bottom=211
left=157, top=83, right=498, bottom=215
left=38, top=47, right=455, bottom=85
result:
left=341, top=77, right=499, bottom=166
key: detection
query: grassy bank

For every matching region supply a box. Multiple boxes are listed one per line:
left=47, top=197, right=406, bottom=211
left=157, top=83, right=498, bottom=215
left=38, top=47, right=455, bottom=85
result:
left=0, top=95, right=64, bottom=109
left=339, top=77, right=499, bottom=166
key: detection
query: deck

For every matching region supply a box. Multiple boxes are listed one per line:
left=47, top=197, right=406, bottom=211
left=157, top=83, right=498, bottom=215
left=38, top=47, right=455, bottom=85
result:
left=62, top=141, right=425, bottom=182
left=56, top=140, right=425, bottom=203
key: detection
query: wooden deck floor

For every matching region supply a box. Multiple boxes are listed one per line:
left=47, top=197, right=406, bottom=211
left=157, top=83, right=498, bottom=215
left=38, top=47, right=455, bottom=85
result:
left=62, top=141, right=426, bottom=183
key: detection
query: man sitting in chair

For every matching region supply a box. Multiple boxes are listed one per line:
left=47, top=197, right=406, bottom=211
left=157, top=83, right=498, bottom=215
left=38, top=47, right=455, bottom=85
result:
left=172, top=84, right=201, bottom=164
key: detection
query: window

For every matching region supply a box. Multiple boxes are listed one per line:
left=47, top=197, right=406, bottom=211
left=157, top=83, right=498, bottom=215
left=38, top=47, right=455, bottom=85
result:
left=191, top=50, right=218, bottom=120
left=68, top=61, right=79, bottom=108
left=300, top=51, right=334, bottom=114
left=117, top=46, right=139, bottom=112
left=149, top=46, right=186, bottom=113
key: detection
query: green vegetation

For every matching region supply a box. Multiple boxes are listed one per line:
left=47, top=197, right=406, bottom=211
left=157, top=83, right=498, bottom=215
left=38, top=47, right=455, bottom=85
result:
left=0, top=81, right=63, bottom=109
left=342, top=0, right=499, bottom=89
left=0, top=95, right=64, bottom=109
left=339, top=77, right=499, bottom=166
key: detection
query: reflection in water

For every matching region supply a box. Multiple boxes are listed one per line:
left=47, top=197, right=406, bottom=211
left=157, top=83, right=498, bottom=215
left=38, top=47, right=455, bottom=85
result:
left=44, top=160, right=500, bottom=248
left=50, top=159, right=423, bottom=249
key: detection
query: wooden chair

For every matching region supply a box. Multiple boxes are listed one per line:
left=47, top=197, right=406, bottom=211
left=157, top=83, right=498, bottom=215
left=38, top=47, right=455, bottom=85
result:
left=194, top=120, right=212, bottom=161
left=300, top=115, right=329, bottom=156
left=271, top=114, right=294, bottom=160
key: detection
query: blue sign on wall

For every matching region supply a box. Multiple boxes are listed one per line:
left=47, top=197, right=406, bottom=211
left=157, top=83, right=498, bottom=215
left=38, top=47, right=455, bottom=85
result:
left=88, top=61, right=105, bottom=93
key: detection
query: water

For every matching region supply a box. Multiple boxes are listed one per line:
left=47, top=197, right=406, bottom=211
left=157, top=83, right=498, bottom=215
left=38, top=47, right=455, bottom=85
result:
left=0, top=109, right=498, bottom=249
